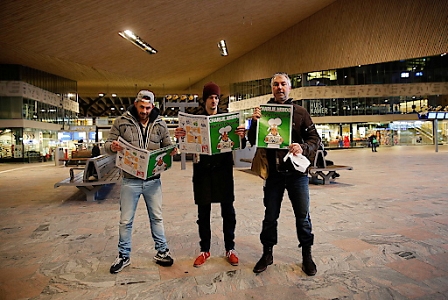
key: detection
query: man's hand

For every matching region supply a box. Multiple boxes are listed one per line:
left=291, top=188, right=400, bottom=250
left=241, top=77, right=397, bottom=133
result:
left=111, top=141, right=123, bottom=152
left=235, top=125, right=246, bottom=138
left=252, top=107, right=261, bottom=120
left=170, top=147, right=178, bottom=156
left=174, top=127, right=186, bottom=138
left=288, top=143, right=303, bottom=155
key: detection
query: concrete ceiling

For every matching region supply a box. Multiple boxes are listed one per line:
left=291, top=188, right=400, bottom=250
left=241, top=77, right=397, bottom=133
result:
left=0, top=0, right=336, bottom=116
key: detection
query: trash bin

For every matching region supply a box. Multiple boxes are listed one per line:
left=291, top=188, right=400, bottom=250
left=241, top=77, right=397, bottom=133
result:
left=55, top=147, right=65, bottom=166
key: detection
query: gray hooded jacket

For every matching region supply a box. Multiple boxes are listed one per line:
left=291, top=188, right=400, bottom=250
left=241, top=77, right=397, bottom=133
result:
left=105, top=105, right=172, bottom=179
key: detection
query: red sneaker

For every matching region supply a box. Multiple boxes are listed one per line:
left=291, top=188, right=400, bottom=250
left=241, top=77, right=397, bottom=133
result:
left=193, top=252, right=210, bottom=267
left=226, top=250, right=239, bottom=266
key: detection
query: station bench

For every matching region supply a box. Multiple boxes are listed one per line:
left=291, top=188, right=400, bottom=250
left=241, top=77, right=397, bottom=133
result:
left=54, top=154, right=121, bottom=201
left=308, top=150, right=353, bottom=185
left=58, top=150, right=92, bottom=166
left=238, top=149, right=352, bottom=185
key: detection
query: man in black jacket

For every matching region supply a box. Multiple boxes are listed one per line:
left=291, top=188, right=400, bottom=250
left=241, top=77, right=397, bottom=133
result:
left=248, top=73, right=320, bottom=276
left=175, top=82, right=245, bottom=268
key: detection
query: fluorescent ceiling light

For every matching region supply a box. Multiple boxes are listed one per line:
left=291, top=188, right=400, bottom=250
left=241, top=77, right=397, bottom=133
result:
left=119, top=30, right=158, bottom=54
left=217, top=39, right=228, bottom=56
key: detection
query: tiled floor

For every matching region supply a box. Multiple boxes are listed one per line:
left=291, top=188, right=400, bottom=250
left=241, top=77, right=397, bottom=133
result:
left=0, top=145, right=447, bottom=299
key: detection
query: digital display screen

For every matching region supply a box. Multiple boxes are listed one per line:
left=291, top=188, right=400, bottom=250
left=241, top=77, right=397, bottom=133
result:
left=58, top=132, right=73, bottom=141
left=73, top=132, right=86, bottom=141
left=427, top=112, right=437, bottom=119
left=89, top=132, right=96, bottom=140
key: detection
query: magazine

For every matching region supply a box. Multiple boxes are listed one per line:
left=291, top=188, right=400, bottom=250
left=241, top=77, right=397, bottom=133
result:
left=178, top=111, right=241, bottom=155
left=115, top=137, right=175, bottom=179
left=255, top=104, right=293, bottom=149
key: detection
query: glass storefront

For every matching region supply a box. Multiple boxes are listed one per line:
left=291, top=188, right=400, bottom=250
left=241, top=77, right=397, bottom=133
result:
left=230, top=54, right=448, bottom=98
left=0, top=128, right=58, bottom=162
left=229, top=53, right=447, bottom=149
left=315, top=120, right=447, bottom=148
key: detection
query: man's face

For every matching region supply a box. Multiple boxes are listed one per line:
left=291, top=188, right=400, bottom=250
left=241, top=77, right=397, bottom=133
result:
left=205, top=95, right=219, bottom=114
left=135, top=101, right=153, bottom=122
left=272, top=75, right=291, bottom=103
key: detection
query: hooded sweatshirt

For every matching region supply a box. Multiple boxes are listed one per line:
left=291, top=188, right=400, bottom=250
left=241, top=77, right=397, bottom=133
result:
left=105, top=104, right=172, bottom=179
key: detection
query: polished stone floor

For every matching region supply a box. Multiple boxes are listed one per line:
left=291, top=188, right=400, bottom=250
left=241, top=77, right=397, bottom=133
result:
left=0, top=145, right=447, bottom=300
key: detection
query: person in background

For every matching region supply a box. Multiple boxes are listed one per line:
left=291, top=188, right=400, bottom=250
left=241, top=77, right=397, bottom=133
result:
left=105, top=90, right=176, bottom=273
left=338, top=136, right=343, bottom=148
left=369, top=134, right=378, bottom=152
left=91, top=144, right=101, bottom=157
left=77, top=139, right=84, bottom=150
left=175, top=82, right=246, bottom=268
left=248, top=72, right=320, bottom=276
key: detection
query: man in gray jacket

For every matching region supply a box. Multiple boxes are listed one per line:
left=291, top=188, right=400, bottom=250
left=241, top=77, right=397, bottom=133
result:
left=105, top=90, right=174, bottom=273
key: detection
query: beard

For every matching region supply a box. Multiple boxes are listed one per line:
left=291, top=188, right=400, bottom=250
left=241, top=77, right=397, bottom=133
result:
left=139, top=113, right=149, bottom=122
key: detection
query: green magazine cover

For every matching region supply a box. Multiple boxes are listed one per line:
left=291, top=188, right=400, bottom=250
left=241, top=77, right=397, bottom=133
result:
left=116, top=137, right=175, bottom=179
left=209, top=112, right=241, bottom=154
left=146, top=145, right=176, bottom=177
left=256, top=104, right=292, bottom=149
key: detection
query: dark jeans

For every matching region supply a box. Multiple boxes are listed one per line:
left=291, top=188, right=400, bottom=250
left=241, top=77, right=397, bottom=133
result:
left=197, top=202, right=236, bottom=252
left=260, top=172, right=314, bottom=248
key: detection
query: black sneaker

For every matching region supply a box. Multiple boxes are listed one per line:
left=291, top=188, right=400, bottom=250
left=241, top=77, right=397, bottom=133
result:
left=110, top=253, right=130, bottom=274
left=153, top=249, right=174, bottom=266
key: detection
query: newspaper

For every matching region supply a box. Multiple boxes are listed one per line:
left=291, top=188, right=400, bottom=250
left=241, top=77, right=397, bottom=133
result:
left=178, top=111, right=241, bottom=155
left=115, top=137, right=175, bottom=179
left=255, top=104, right=293, bottom=149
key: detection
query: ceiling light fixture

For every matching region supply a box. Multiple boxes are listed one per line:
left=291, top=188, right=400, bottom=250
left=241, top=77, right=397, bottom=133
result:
left=217, top=39, right=228, bottom=56
left=118, top=30, right=158, bottom=54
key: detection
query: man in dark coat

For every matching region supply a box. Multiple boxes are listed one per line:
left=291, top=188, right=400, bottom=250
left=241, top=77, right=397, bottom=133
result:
left=175, top=82, right=245, bottom=267
left=248, top=73, right=320, bottom=276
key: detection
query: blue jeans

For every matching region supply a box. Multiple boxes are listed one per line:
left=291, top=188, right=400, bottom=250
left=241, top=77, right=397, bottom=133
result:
left=260, top=172, right=314, bottom=248
left=118, top=177, right=169, bottom=257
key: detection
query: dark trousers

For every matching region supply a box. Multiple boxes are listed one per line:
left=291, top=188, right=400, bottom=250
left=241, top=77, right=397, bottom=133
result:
left=260, top=172, right=314, bottom=248
left=197, top=202, right=236, bottom=252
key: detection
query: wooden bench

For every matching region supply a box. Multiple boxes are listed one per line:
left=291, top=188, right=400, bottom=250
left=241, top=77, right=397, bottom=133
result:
left=54, top=154, right=121, bottom=201
left=308, top=150, right=353, bottom=185
left=59, top=150, right=92, bottom=166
